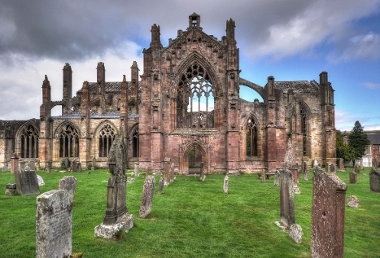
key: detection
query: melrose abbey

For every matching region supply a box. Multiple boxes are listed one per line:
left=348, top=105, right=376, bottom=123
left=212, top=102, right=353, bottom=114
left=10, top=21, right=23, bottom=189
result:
left=0, top=13, right=336, bottom=174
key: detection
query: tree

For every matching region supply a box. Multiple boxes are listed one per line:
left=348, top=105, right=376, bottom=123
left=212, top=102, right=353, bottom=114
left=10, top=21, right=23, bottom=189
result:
left=336, top=130, right=355, bottom=162
left=348, top=121, right=370, bottom=162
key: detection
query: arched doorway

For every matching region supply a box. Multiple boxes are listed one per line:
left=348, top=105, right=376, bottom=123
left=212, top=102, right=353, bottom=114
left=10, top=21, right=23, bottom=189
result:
left=183, top=142, right=207, bottom=174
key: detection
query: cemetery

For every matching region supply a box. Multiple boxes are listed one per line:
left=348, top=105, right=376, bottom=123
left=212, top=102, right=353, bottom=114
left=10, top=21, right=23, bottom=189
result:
left=1, top=165, right=380, bottom=257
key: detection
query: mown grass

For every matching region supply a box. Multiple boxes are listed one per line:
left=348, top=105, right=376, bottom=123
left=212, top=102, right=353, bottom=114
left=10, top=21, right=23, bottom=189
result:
left=0, top=168, right=379, bottom=257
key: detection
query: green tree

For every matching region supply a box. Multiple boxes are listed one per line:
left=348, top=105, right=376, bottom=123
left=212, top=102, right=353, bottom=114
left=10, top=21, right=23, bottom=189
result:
left=336, top=130, right=355, bottom=161
left=348, top=121, right=370, bottom=162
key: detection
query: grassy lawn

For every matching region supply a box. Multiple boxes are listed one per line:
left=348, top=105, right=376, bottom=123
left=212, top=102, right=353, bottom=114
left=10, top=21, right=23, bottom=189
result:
left=0, top=168, right=379, bottom=257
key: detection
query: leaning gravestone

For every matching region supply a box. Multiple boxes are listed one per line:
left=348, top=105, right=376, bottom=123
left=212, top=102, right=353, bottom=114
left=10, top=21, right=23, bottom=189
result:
left=94, top=134, right=133, bottom=239
left=139, top=176, right=155, bottom=218
left=369, top=169, right=380, bottom=193
left=15, top=167, right=40, bottom=196
left=36, top=190, right=72, bottom=258
left=59, top=176, right=77, bottom=202
left=311, top=170, right=347, bottom=258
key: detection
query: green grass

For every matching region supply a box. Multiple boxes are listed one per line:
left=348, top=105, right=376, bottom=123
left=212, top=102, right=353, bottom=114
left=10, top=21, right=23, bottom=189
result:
left=0, top=168, right=379, bottom=257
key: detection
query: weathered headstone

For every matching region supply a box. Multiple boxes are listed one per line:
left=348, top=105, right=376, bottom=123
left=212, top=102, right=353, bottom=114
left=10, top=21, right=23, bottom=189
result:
left=349, top=172, right=357, bottom=184
left=58, top=176, right=77, bottom=202
left=338, top=158, right=345, bottom=171
left=223, top=175, right=229, bottom=194
left=94, top=134, right=133, bottom=239
left=29, top=161, right=36, bottom=170
left=278, top=169, right=295, bottom=229
left=329, top=163, right=336, bottom=173
left=15, top=167, right=40, bottom=196
left=284, top=139, right=300, bottom=194
left=139, top=175, right=155, bottom=218
left=274, top=170, right=280, bottom=187
left=311, top=171, right=347, bottom=258
left=289, top=223, right=303, bottom=244
left=71, top=159, right=78, bottom=172
left=163, top=159, right=170, bottom=186
left=37, top=175, right=45, bottom=186
left=347, top=195, right=359, bottom=208
left=369, top=169, right=380, bottom=193
left=170, top=163, right=175, bottom=183
left=304, top=165, right=309, bottom=181
left=157, top=177, right=164, bottom=194
left=134, top=163, right=139, bottom=177
left=19, top=161, right=26, bottom=171
left=36, top=190, right=72, bottom=258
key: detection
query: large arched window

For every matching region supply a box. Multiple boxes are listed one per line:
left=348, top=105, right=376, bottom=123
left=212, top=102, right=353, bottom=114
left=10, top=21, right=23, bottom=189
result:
left=246, top=116, right=258, bottom=157
left=20, top=124, right=39, bottom=158
left=177, top=63, right=214, bottom=128
left=59, top=124, right=79, bottom=158
left=99, top=123, right=116, bottom=157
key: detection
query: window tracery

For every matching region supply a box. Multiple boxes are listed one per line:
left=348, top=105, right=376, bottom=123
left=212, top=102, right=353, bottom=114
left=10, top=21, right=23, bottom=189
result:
left=246, top=116, right=258, bottom=157
left=99, top=124, right=115, bottom=157
left=20, top=125, right=39, bottom=158
left=59, top=124, right=79, bottom=158
left=177, top=63, right=214, bottom=128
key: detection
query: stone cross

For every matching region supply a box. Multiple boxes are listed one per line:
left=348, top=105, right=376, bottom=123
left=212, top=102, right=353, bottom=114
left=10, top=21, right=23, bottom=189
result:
left=311, top=171, right=347, bottom=258
left=139, top=175, right=155, bottom=218
left=36, top=190, right=72, bottom=258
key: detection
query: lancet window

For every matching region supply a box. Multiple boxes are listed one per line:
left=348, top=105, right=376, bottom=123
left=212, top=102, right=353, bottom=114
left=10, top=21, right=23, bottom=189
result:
left=300, top=106, right=308, bottom=155
left=59, top=124, right=79, bottom=158
left=177, top=63, right=214, bottom=128
left=99, top=124, right=116, bottom=157
left=20, top=125, right=39, bottom=158
left=246, top=116, right=258, bottom=157
left=132, top=126, right=139, bottom=157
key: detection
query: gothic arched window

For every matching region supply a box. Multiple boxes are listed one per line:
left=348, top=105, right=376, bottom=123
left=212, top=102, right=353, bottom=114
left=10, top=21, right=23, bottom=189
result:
left=99, top=124, right=116, bottom=157
left=177, top=63, right=214, bottom=128
left=132, top=126, right=139, bottom=157
left=59, top=124, right=79, bottom=158
left=246, top=116, right=258, bottom=157
left=20, top=125, right=39, bottom=158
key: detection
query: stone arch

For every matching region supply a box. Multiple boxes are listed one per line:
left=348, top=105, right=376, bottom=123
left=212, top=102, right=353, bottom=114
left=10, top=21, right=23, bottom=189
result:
left=15, top=121, right=40, bottom=158
left=244, top=113, right=260, bottom=158
left=299, top=101, right=312, bottom=156
left=182, top=140, right=208, bottom=174
left=128, top=123, right=139, bottom=158
left=94, top=120, right=118, bottom=158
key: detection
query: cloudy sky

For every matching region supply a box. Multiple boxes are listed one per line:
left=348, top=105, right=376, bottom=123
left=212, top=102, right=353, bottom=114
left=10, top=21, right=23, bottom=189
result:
left=1, top=0, right=380, bottom=131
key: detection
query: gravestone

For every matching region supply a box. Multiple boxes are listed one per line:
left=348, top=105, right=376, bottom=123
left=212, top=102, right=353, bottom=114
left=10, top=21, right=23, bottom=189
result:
left=71, top=159, right=78, bottom=172
left=139, top=175, right=155, bottom=218
left=163, top=159, right=170, bottom=186
left=134, top=163, right=139, bottom=177
left=59, top=176, right=77, bottom=202
left=19, top=161, right=26, bottom=171
left=329, top=163, right=336, bottom=173
left=369, top=169, right=380, bottom=193
left=223, top=175, right=229, bottom=194
left=311, top=171, right=347, bottom=258
left=94, top=134, right=133, bottom=239
left=37, top=175, right=45, bottom=186
left=349, top=172, right=357, bottom=184
left=15, top=167, right=40, bottom=196
left=274, top=170, right=280, bottom=187
left=347, top=195, right=359, bottom=208
left=157, top=177, right=164, bottom=194
left=36, top=190, right=72, bottom=258
left=304, top=165, right=309, bottom=181
left=289, top=223, right=303, bottom=244
left=284, top=139, right=300, bottom=194
left=278, top=169, right=295, bottom=229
